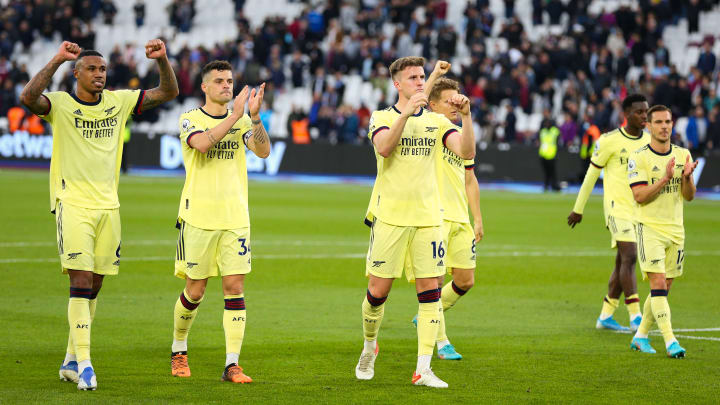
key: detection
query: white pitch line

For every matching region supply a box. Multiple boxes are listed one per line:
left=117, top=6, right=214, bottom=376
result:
left=0, top=253, right=367, bottom=264
left=673, top=334, right=720, bottom=342
left=0, top=240, right=369, bottom=248
left=6, top=250, right=720, bottom=264
left=0, top=240, right=537, bottom=249
left=669, top=328, right=720, bottom=333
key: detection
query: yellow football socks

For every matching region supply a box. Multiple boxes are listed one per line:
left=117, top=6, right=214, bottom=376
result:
left=650, top=289, right=676, bottom=347
left=416, top=289, right=441, bottom=356
left=440, top=282, right=466, bottom=312
left=68, top=288, right=92, bottom=362
left=599, top=295, right=619, bottom=320
left=625, top=293, right=641, bottom=319
left=362, top=290, right=386, bottom=344
left=173, top=289, right=202, bottom=352
left=634, top=293, right=654, bottom=338
left=66, top=294, right=98, bottom=357
left=223, top=294, right=247, bottom=359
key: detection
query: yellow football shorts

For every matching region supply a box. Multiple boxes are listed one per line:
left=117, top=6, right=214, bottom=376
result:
left=442, top=220, right=476, bottom=271
left=365, top=219, right=445, bottom=282
left=174, top=219, right=252, bottom=280
left=607, top=215, right=636, bottom=248
left=55, top=200, right=121, bottom=275
left=636, top=223, right=684, bottom=280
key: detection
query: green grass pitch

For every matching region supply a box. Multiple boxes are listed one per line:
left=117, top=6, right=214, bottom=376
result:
left=1, top=169, right=719, bottom=404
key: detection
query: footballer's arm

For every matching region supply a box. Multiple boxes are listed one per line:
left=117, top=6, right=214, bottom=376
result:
left=465, top=168, right=484, bottom=242
left=245, top=84, right=270, bottom=159
left=139, top=39, right=179, bottom=112
left=632, top=158, right=673, bottom=204
left=423, top=60, right=451, bottom=98
left=189, top=87, right=250, bottom=154
left=567, top=164, right=602, bottom=227
left=681, top=155, right=698, bottom=201
left=443, top=94, right=475, bottom=159
left=21, top=41, right=81, bottom=116
left=374, top=92, right=428, bottom=157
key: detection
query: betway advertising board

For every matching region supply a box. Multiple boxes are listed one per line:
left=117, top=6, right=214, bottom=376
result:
left=2, top=131, right=720, bottom=189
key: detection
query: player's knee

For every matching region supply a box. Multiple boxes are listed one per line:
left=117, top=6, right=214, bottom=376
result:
left=223, top=285, right=244, bottom=296
left=185, top=285, right=206, bottom=301
left=368, top=285, right=390, bottom=299
left=68, top=270, right=93, bottom=289
left=452, top=270, right=474, bottom=291
left=456, top=278, right=474, bottom=291
left=92, top=276, right=104, bottom=293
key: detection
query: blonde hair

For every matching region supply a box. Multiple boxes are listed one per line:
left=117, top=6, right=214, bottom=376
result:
left=428, top=77, right=460, bottom=102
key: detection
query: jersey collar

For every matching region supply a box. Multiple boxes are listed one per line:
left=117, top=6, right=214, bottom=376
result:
left=619, top=126, right=642, bottom=140
left=648, top=143, right=672, bottom=156
left=392, top=105, right=424, bottom=117
left=71, top=92, right=102, bottom=106
left=200, top=107, right=229, bottom=119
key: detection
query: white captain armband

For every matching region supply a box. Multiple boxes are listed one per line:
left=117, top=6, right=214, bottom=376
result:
left=242, top=130, right=253, bottom=146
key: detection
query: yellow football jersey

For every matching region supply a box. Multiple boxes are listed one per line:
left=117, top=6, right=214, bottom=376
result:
left=439, top=124, right=474, bottom=223
left=177, top=107, right=253, bottom=230
left=628, top=144, right=692, bottom=243
left=40, top=89, right=144, bottom=211
left=590, top=127, right=650, bottom=223
left=365, top=106, right=457, bottom=227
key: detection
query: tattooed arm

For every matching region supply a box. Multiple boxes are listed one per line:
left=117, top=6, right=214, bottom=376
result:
left=20, top=41, right=80, bottom=115
left=246, top=83, right=271, bottom=158
left=139, top=39, right=179, bottom=112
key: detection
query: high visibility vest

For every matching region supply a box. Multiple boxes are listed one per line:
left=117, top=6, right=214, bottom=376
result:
left=580, top=124, right=600, bottom=159
left=538, top=126, right=559, bottom=160
left=291, top=118, right=310, bottom=144
left=8, top=106, right=44, bottom=134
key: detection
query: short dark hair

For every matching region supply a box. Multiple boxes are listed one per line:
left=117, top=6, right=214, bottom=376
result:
left=201, top=60, right=233, bottom=80
left=74, top=50, right=104, bottom=68
left=388, top=56, right=425, bottom=80
left=621, top=94, right=647, bottom=112
left=647, top=104, right=671, bottom=121
left=428, top=77, right=460, bottom=102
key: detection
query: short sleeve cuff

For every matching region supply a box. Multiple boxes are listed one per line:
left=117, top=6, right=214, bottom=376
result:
left=442, top=128, right=459, bottom=147
left=630, top=181, right=648, bottom=188
left=133, top=90, right=146, bottom=115
left=590, top=160, right=603, bottom=169
left=39, top=94, right=52, bottom=116
left=185, top=131, right=203, bottom=147
left=370, top=126, right=389, bottom=140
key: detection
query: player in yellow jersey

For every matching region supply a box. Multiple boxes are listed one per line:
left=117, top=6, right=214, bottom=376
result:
left=170, top=60, right=270, bottom=383
left=628, top=105, right=697, bottom=358
left=407, top=61, right=483, bottom=361
left=20, top=40, right=178, bottom=390
left=567, top=94, right=649, bottom=332
left=355, top=56, right=475, bottom=388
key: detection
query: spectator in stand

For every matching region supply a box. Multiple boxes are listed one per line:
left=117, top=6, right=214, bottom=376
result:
left=504, top=104, right=517, bottom=143
left=708, top=105, right=720, bottom=150
left=134, top=0, right=146, bottom=27
left=698, top=41, right=717, bottom=76
left=559, top=112, right=578, bottom=147
left=101, top=0, right=117, bottom=25
left=685, top=105, right=708, bottom=152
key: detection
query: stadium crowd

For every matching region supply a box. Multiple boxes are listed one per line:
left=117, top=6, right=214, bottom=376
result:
left=1, top=0, right=720, bottom=152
